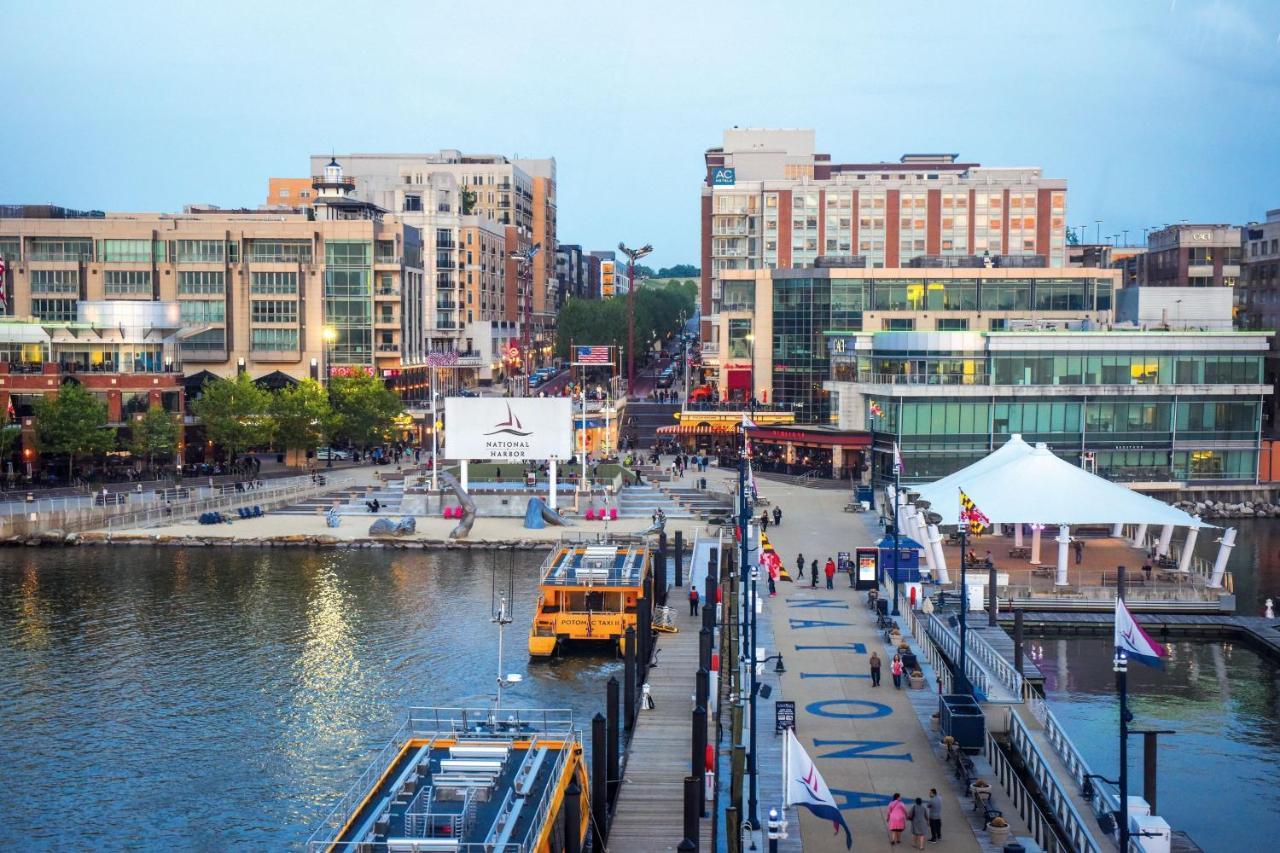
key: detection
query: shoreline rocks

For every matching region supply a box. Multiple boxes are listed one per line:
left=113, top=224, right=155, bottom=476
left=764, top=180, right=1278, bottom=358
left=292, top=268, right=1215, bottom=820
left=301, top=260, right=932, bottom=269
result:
left=1171, top=499, right=1280, bottom=520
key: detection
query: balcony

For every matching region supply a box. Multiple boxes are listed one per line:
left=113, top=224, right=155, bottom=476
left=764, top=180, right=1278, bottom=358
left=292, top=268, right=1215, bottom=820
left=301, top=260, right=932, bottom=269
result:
left=311, top=173, right=356, bottom=191
left=437, top=241, right=456, bottom=250
left=436, top=260, right=457, bottom=270
left=376, top=343, right=402, bottom=354
left=436, top=300, right=458, bottom=311
left=846, top=372, right=991, bottom=386
left=374, top=254, right=401, bottom=266
left=374, top=287, right=401, bottom=299
left=375, top=315, right=400, bottom=328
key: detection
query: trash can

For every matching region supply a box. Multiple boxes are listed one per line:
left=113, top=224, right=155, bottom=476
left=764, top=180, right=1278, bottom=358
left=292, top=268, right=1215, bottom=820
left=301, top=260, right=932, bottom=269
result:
left=699, top=477, right=707, bottom=490
left=875, top=597, right=888, bottom=617
left=901, top=652, right=919, bottom=673
left=939, top=693, right=985, bottom=753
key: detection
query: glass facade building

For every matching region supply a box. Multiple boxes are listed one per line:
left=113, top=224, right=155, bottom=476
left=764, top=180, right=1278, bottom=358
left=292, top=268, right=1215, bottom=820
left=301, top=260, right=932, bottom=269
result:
left=825, top=330, right=1271, bottom=485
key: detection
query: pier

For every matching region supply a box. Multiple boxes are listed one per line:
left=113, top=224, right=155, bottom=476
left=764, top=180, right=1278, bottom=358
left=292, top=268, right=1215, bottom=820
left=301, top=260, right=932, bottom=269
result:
left=1003, top=611, right=1280, bottom=662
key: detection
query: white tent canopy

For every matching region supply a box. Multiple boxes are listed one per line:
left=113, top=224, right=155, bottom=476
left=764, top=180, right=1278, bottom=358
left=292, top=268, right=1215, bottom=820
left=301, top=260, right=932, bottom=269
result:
left=913, top=434, right=1033, bottom=507
left=915, top=442, right=1207, bottom=530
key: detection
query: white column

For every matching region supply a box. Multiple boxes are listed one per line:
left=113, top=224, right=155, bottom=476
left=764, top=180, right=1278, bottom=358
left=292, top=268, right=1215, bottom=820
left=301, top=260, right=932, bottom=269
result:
left=928, top=523, right=950, bottom=584
left=461, top=459, right=469, bottom=493
left=1177, top=518, right=1201, bottom=574
left=1014, top=523, right=1024, bottom=548
left=1156, top=524, right=1175, bottom=557
left=1208, top=527, right=1236, bottom=589
left=1030, top=525, right=1042, bottom=565
left=1111, top=522, right=1124, bottom=538
left=548, top=459, right=558, bottom=510
left=914, top=510, right=937, bottom=580
left=1055, top=524, right=1071, bottom=586
left=1131, top=522, right=1149, bottom=550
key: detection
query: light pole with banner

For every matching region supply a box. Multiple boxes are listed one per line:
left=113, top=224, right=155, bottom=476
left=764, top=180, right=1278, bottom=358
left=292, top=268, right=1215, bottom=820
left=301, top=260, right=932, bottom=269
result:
left=427, top=349, right=459, bottom=491
left=618, top=242, right=653, bottom=397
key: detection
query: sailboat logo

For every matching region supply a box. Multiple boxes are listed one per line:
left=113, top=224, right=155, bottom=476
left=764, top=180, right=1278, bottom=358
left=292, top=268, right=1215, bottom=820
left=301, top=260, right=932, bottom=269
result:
left=484, top=403, right=532, bottom=437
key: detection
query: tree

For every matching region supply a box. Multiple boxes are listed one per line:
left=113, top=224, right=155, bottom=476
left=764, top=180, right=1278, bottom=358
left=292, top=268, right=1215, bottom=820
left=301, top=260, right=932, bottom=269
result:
left=271, top=379, right=336, bottom=466
left=189, top=373, right=273, bottom=461
left=632, top=264, right=657, bottom=280
left=129, top=405, right=179, bottom=469
left=329, top=372, right=402, bottom=451
left=34, top=382, right=115, bottom=478
left=657, top=264, right=699, bottom=278
left=461, top=186, right=477, bottom=215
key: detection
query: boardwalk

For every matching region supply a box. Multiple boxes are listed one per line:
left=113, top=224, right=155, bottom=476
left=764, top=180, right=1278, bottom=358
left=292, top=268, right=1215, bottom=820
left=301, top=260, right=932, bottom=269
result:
left=609, top=537, right=715, bottom=852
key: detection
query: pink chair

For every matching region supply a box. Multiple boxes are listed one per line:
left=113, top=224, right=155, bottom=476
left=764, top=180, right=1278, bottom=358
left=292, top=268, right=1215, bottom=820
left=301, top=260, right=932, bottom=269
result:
left=609, top=508, right=618, bottom=520
left=584, top=508, right=596, bottom=520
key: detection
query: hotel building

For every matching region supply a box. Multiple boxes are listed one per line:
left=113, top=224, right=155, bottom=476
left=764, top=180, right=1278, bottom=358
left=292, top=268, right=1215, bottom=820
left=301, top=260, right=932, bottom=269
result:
left=700, top=129, right=1069, bottom=344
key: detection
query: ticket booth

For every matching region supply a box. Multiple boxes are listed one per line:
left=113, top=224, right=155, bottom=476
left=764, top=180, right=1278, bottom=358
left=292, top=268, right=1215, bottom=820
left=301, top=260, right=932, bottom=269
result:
left=853, top=547, right=879, bottom=591
left=876, top=534, right=923, bottom=584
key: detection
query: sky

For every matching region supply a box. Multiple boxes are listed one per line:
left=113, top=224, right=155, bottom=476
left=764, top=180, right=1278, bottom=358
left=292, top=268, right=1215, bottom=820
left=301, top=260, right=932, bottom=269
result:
left=2, top=0, right=1279, bottom=268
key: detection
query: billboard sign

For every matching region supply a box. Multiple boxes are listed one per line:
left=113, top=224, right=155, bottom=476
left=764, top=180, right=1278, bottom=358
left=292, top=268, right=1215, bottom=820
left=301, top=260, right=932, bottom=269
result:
left=601, top=260, right=616, bottom=297
left=712, top=167, right=736, bottom=186
left=444, top=397, right=573, bottom=461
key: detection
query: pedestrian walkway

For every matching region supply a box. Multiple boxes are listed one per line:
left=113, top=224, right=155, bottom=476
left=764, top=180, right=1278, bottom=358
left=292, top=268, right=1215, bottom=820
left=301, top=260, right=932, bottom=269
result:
left=744, top=472, right=1032, bottom=852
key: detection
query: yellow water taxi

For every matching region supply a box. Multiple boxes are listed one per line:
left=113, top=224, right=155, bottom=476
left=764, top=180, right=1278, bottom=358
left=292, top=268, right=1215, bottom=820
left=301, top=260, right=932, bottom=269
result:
left=528, top=542, right=651, bottom=658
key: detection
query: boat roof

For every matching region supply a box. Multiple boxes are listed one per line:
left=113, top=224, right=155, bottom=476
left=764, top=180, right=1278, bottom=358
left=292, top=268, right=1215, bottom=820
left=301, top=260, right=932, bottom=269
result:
left=539, top=543, right=649, bottom=588
left=309, top=707, right=579, bottom=853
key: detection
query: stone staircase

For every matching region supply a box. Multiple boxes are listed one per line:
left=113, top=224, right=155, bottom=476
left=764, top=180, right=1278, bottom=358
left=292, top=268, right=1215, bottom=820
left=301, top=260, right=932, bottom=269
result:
left=616, top=484, right=693, bottom=519
left=276, top=484, right=405, bottom=516
left=662, top=486, right=734, bottom=519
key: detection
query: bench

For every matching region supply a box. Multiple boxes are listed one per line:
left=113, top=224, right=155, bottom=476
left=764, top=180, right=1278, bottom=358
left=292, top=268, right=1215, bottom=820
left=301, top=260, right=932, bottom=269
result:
left=1007, top=546, right=1031, bottom=558
left=1031, top=566, right=1055, bottom=578
left=1101, top=573, right=1145, bottom=587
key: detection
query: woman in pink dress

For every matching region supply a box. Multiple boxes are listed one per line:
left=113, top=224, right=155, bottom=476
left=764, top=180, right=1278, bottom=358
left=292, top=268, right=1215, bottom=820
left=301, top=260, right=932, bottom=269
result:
left=886, top=792, right=908, bottom=845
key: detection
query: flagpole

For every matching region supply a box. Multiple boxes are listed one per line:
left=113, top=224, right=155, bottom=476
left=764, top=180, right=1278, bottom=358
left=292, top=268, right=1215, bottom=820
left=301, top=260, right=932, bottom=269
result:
left=1116, top=565, right=1131, bottom=853
left=891, top=450, right=901, bottom=616
left=868, top=412, right=876, bottom=512
left=957, top=489, right=971, bottom=695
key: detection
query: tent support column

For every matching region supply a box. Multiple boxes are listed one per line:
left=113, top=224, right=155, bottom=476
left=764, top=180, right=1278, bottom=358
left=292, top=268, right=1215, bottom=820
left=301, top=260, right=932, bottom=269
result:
left=1054, top=524, right=1071, bottom=587
left=928, top=523, right=949, bottom=584
left=1029, top=525, right=1042, bottom=565
left=1177, top=518, right=1200, bottom=574
left=1014, top=523, right=1023, bottom=548
left=1156, top=524, right=1174, bottom=557
left=1131, top=522, right=1149, bottom=550
left=1111, top=522, right=1124, bottom=538
left=914, top=510, right=937, bottom=580
left=1208, top=527, right=1236, bottom=589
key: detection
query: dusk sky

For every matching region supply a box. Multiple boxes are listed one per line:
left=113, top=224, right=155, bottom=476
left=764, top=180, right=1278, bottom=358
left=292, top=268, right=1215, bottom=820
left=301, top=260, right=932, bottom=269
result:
left=4, top=0, right=1279, bottom=267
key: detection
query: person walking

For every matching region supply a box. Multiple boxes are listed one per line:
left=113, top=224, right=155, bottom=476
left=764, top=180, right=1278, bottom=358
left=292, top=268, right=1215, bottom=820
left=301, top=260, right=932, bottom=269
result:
left=1073, top=539, right=1084, bottom=564
left=926, top=788, right=943, bottom=843
left=886, top=793, right=908, bottom=846
left=891, top=653, right=904, bottom=689
left=810, top=560, right=819, bottom=588
left=772, top=506, right=781, bottom=527
left=689, top=586, right=700, bottom=617
left=796, top=553, right=805, bottom=580
left=824, top=557, right=836, bottom=589
left=909, top=797, right=929, bottom=849
left=869, top=651, right=882, bottom=687
left=760, top=511, right=769, bottom=533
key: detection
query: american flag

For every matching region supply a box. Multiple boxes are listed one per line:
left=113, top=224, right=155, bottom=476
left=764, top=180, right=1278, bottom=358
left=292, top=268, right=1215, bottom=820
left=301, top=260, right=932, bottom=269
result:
left=574, top=345, right=611, bottom=364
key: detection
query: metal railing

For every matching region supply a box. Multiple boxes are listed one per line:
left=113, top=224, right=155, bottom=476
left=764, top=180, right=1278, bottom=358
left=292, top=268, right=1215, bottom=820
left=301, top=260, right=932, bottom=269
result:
left=967, top=629, right=1027, bottom=700
left=104, top=474, right=356, bottom=530
left=923, top=613, right=996, bottom=699
left=1005, top=706, right=1108, bottom=853
left=848, top=372, right=992, bottom=386
left=985, top=727, right=1068, bottom=852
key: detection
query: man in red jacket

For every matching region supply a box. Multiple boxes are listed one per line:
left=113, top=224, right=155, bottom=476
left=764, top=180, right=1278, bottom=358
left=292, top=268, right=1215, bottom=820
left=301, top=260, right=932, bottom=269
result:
left=824, top=557, right=836, bottom=589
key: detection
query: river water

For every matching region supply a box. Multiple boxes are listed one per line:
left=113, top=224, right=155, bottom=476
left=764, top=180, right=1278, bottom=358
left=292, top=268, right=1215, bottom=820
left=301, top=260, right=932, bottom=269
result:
left=1035, top=636, right=1280, bottom=852
left=0, top=547, right=619, bottom=850
left=1190, top=516, right=1280, bottom=615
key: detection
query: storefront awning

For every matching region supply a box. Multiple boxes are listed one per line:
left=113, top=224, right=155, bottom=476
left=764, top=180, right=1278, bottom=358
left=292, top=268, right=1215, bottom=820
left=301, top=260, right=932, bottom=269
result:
left=657, top=424, right=735, bottom=436
left=745, top=426, right=870, bottom=449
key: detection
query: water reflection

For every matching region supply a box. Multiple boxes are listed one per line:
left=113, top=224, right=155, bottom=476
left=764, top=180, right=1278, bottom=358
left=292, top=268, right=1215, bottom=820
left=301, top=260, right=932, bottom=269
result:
left=0, top=546, right=620, bottom=849
left=1040, top=636, right=1280, bottom=850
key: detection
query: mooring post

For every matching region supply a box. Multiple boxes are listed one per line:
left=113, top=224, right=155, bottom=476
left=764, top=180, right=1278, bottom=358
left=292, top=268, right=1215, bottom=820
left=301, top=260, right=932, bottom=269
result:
left=726, top=806, right=740, bottom=853
left=681, top=773, right=699, bottom=851
left=606, top=676, right=620, bottom=806
left=988, top=565, right=998, bottom=626
left=638, top=596, right=652, bottom=682
left=1144, top=731, right=1159, bottom=814
left=591, top=713, right=608, bottom=848
left=624, top=627, right=637, bottom=730
left=700, top=626, right=712, bottom=673
left=656, top=532, right=669, bottom=606
left=696, top=667, right=710, bottom=711
left=675, top=530, right=685, bottom=587
left=692, top=705, right=708, bottom=817
left=1013, top=609, right=1025, bottom=675
left=564, top=780, right=582, bottom=853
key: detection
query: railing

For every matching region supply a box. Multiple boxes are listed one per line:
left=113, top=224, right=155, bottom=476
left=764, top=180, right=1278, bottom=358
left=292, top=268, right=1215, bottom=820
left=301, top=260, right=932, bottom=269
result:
left=374, top=254, right=401, bottom=265
left=104, top=473, right=356, bottom=530
left=1122, top=524, right=1215, bottom=579
left=899, top=596, right=953, bottom=693
left=967, top=629, right=1027, bottom=699
left=850, top=372, right=992, bottom=386
left=923, top=613, right=996, bottom=700
left=986, top=727, right=1069, bottom=853
left=1005, top=707, right=1108, bottom=853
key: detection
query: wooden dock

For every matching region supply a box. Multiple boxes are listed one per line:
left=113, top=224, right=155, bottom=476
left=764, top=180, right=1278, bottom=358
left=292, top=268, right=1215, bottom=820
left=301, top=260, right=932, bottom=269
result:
left=608, top=542, right=714, bottom=852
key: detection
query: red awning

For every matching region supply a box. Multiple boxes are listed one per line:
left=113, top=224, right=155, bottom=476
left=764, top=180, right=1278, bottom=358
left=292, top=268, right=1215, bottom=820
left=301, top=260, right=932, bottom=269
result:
left=656, top=424, right=735, bottom=436
left=745, top=427, right=870, bottom=449
left=725, top=369, right=751, bottom=391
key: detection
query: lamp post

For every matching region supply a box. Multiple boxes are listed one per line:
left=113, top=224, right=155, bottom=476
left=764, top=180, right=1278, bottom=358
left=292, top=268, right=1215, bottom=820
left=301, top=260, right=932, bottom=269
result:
left=618, top=242, right=653, bottom=397
left=956, top=520, right=972, bottom=695
left=891, top=455, right=901, bottom=616
left=733, top=419, right=760, bottom=830
left=321, top=325, right=338, bottom=387
left=510, top=243, right=543, bottom=384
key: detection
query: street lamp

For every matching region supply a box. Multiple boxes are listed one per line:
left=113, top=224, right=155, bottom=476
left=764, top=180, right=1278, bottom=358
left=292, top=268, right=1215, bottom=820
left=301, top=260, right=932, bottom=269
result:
left=321, top=326, right=338, bottom=386
left=510, top=243, right=543, bottom=386
left=618, top=242, right=653, bottom=397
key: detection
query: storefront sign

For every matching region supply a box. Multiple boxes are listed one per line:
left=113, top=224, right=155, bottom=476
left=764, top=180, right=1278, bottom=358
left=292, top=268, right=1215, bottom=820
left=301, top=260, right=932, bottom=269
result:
left=712, top=167, right=736, bottom=186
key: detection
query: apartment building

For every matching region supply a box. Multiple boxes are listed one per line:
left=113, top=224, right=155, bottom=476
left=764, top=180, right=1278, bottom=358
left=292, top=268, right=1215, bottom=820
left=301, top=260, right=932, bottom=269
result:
left=1119, top=224, right=1242, bottom=288
left=555, top=243, right=589, bottom=304
left=459, top=215, right=507, bottom=325
left=700, top=129, right=1068, bottom=341
left=0, top=165, right=425, bottom=384
left=300, top=151, right=557, bottom=343
left=1240, top=208, right=1280, bottom=433
left=265, top=178, right=314, bottom=208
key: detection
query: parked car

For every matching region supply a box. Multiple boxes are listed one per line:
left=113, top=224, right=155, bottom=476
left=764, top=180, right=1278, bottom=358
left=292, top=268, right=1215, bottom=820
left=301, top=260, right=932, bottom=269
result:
left=315, top=447, right=350, bottom=461
left=456, top=387, right=479, bottom=397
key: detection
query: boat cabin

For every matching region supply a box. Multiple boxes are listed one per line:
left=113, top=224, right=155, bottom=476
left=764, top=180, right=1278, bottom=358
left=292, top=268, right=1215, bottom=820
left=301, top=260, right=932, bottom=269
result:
left=528, top=543, right=651, bottom=657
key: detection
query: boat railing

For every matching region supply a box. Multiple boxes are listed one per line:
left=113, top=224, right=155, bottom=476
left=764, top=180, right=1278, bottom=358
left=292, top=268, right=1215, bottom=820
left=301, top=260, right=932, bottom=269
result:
left=520, top=735, right=575, bottom=850
left=405, top=707, right=576, bottom=737
left=306, top=725, right=425, bottom=850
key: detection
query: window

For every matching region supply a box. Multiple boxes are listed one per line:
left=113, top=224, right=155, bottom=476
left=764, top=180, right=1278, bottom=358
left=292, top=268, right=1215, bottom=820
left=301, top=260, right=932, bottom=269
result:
left=0, top=237, right=21, bottom=261
left=104, top=269, right=152, bottom=295
left=936, top=318, right=969, bottom=331
left=174, top=239, right=224, bottom=263
left=29, top=238, right=92, bottom=261
left=403, top=194, right=422, bottom=212
left=30, top=269, right=79, bottom=294
left=179, top=300, right=225, bottom=324
left=251, top=299, right=298, bottom=324
left=248, top=240, right=312, bottom=263
left=883, top=318, right=915, bottom=331
left=251, top=328, right=299, bottom=351
left=31, top=298, right=77, bottom=322
left=325, top=240, right=370, bottom=266
left=180, top=328, right=226, bottom=354
left=99, top=239, right=161, bottom=262
left=251, top=271, right=298, bottom=294
left=177, top=271, right=225, bottom=294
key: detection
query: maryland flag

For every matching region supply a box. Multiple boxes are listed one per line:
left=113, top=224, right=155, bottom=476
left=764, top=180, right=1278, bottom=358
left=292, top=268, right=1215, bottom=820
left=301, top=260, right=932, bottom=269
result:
left=869, top=400, right=883, bottom=418
left=958, top=489, right=990, bottom=535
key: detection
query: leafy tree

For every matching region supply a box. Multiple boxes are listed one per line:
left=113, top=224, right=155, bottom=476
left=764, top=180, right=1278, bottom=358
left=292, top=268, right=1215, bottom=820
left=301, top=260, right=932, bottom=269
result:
left=0, top=423, right=22, bottom=468
left=329, top=373, right=402, bottom=451
left=461, top=186, right=477, bottom=215
left=632, top=264, right=657, bottom=280
left=34, top=382, right=115, bottom=478
left=657, top=264, right=699, bottom=278
left=271, top=379, right=336, bottom=466
left=128, top=405, right=179, bottom=469
left=554, top=278, right=698, bottom=363
left=189, top=373, right=273, bottom=461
